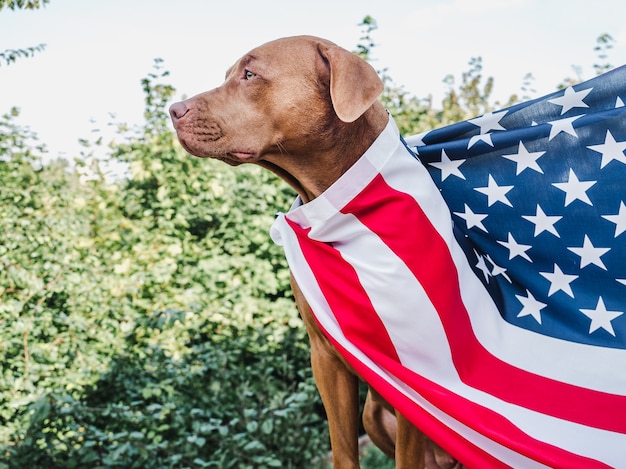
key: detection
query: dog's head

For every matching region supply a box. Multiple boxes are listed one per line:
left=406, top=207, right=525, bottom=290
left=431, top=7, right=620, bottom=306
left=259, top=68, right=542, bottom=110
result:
left=169, top=35, right=384, bottom=166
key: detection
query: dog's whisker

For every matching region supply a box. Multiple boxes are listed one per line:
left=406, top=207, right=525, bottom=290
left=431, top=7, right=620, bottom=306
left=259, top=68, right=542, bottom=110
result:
left=276, top=141, right=291, bottom=157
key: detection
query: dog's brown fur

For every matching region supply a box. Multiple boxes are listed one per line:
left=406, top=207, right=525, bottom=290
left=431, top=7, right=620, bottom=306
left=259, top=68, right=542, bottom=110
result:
left=170, top=35, right=459, bottom=469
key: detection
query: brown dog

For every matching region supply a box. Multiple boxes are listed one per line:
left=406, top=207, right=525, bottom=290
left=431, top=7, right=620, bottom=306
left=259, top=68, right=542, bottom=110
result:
left=169, top=36, right=458, bottom=469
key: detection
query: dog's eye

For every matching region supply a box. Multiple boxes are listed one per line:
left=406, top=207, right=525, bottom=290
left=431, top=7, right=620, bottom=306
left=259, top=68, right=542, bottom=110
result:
left=244, top=70, right=256, bottom=80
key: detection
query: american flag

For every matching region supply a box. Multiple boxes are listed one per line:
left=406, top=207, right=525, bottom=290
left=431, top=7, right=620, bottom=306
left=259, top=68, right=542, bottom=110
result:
left=271, top=65, right=626, bottom=467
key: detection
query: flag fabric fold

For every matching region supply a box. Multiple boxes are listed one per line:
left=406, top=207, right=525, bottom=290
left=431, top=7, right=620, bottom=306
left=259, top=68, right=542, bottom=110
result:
left=270, top=65, right=626, bottom=467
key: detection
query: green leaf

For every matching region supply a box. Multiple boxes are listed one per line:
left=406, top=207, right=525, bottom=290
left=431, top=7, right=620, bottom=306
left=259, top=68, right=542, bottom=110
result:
left=260, top=419, right=273, bottom=435
left=242, top=440, right=265, bottom=452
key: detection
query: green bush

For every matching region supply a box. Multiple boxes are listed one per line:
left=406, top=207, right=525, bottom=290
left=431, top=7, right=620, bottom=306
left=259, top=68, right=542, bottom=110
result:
left=0, top=67, right=329, bottom=468
left=6, top=306, right=327, bottom=468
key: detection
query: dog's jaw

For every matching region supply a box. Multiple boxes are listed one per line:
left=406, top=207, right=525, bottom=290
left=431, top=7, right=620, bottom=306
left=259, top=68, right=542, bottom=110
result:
left=171, top=109, right=266, bottom=165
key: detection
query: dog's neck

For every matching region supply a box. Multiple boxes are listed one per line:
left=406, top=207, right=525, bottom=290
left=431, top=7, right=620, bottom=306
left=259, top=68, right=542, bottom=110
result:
left=259, top=103, right=389, bottom=204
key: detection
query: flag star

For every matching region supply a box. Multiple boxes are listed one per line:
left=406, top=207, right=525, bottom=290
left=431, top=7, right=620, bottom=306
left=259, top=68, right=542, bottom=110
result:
left=498, top=232, right=532, bottom=261
left=468, top=133, right=494, bottom=148
left=580, top=297, right=624, bottom=337
left=430, top=149, right=466, bottom=181
left=502, top=141, right=545, bottom=175
left=617, top=97, right=625, bottom=108
left=405, top=131, right=428, bottom=148
left=548, top=86, right=592, bottom=114
left=618, top=279, right=626, bottom=286
left=567, top=235, right=610, bottom=270
left=454, top=204, right=488, bottom=232
left=474, top=174, right=514, bottom=207
left=485, top=255, right=511, bottom=282
left=551, top=169, right=596, bottom=207
left=515, top=290, right=547, bottom=324
left=475, top=251, right=491, bottom=282
left=603, top=201, right=626, bottom=237
left=468, top=110, right=508, bottom=133
left=587, top=129, right=626, bottom=168
left=539, top=264, right=578, bottom=297
left=522, top=205, right=562, bottom=237
left=547, top=115, right=583, bottom=140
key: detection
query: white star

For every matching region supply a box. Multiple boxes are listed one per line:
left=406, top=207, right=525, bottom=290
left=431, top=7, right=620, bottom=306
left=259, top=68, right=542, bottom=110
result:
left=548, top=86, right=592, bottom=114
left=485, top=255, right=511, bottom=282
left=430, top=149, right=466, bottom=181
left=475, top=251, right=491, bottom=282
left=567, top=235, right=610, bottom=270
left=453, top=204, right=488, bottom=232
left=468, top=110, right=508, bottom=133
left=468, top=133, right=494, bottom=148
left=551, top=169, right=596, bottom=207
left=502, top=141, right=545, bottom=175
left=587, top=129, right=626, bottom=168
left=497, top=232, right=532, bottom=261
left=603, top=201, right=626, bottom=237
left=539, top=264, right=578, bottom=297
left=405, top=131, right=428, bottom=148
left=580, top=297, right=624, bottom=337
left=474, top=174, right=514, bottom=207
left=547, top=115, right=583, bottom=140
left=522, top=205, right=562, bottom=237
left=618, top=279, right=626, bottom=286
left=617, top=97, right=625, bottom=108
left=516, top=290, right=547, bottom=324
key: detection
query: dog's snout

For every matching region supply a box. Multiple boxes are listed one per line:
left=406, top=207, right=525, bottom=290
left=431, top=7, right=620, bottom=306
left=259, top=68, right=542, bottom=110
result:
left=169, top=102, right=189, bottom=123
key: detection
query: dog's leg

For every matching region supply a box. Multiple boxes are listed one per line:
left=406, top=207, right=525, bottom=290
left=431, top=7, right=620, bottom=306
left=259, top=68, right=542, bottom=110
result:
left=291, top=277, right=360, bottom=469
left=425, top=441, right=463, bottom=469
left=395, top=412, right=426, bottom=469
left=364, top=388, right=427, bottom=468
left=362, top=388, right=396, bottom=458
left=310, top=337, right=360, bottom=468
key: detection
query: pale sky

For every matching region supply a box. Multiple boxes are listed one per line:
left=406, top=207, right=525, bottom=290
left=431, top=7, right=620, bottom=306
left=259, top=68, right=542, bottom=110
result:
left=1, top=0, right=625, bottom=159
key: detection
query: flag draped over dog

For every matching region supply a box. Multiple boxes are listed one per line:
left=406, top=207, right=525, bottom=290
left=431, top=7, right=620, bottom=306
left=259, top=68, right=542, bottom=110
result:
left=271, top=65, right=626, bottom=467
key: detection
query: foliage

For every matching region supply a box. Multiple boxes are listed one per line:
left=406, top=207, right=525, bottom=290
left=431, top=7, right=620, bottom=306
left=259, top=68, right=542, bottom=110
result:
left=0, top=14, right=618, bottom=468
left=0, top=0, right=49, bottom=9
left=360, top=445, right=395, bottom=469
left=593, top=33, right=615, bottom=76
left=0, top=44, right=47, bottom=66
left=0, top=0, right=49, bottom=66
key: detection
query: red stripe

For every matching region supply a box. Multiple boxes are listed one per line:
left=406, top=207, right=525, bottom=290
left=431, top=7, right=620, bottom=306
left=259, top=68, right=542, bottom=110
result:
left=340, top=173, right=626, bottom=433
left=285, top=221, right=401, bottom=364
left=286, top=216, right=612, bottom=468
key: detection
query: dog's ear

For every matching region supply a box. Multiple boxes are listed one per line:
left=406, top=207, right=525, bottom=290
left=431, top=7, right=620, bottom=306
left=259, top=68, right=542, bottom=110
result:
left=319, top=44, right=384, bottom=123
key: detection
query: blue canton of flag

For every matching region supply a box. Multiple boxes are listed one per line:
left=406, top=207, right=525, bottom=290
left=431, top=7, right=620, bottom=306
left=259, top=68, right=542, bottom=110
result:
left=405, top=65, right=626, bottom=350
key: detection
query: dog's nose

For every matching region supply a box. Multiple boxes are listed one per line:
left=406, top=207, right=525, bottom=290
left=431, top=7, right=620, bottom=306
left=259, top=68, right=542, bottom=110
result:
left=169, top=102, right=189, bottom=123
